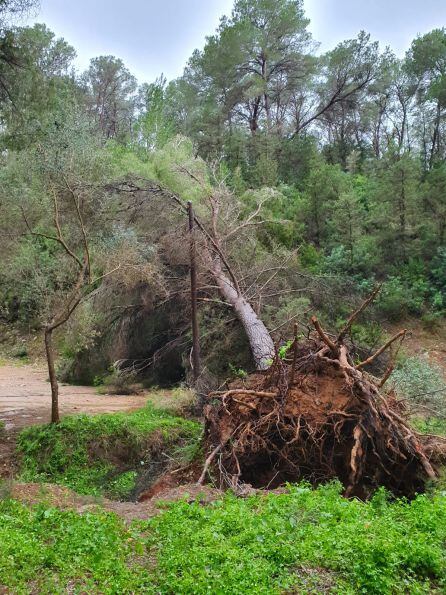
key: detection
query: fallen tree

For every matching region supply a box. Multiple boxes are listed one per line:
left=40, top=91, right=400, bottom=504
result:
left=113, top=176, right=278, bottom=372
left=199, top=307, right=445, bottom=498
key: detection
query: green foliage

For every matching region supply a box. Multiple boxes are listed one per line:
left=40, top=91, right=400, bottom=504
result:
left=411, top=416, right=446, bottom=437
left=407, top=28, right=446, bottom=106
left=146, top=482, right=446, bottom=594
left=108, top=471, right=139, bottom=500
left=378, top=277, right=413, bottom=321
left=349, top=322, right=384, bottom=349
left=1, top=5, right=446, bottom=402
left=59, top=302, right=103, bottom=360
left=2, top=483, right=446, bottom=593
left=0, top=499, right=154, bottom=593
left=278, top=340, right=293, bottom=359
left=17, top=404, right=201, bottom=499
left=391, top=356, right=446, bottom=408
left=229, top=363, right=248, bottom=379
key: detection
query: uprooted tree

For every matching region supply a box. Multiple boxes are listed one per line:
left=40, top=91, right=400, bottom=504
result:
left=198, top=290, right=445, bottom=498
left=113, top=174, right=292, bottom=374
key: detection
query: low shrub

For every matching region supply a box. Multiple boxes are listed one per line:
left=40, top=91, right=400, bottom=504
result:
left=391, top=356, right=445, bottom=410
left=17, top=403, right=201, bottom=500
left=2, top=482, right=446, bottom=594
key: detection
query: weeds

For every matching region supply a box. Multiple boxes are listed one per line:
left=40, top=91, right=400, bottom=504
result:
left=145, top=482, right=446, bottom=594
left=1, top=482, right=446, bottom=593
left=17, top=403, right=201, bottom=499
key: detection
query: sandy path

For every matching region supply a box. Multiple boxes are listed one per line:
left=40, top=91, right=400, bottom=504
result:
left=0, top=364, right=148, bottom=431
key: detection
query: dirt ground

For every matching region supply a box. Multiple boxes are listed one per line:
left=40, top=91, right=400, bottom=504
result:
left=0, top=362, right=149, bottom=478
left=388, top=320, right=446, bottom=379
left=6, top=481, right=223, bottom=522
left=0, top=363, right=148, bottom=431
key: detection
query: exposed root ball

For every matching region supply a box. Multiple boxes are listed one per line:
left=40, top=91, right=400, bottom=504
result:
left=202, top=336, right=439, bottom=498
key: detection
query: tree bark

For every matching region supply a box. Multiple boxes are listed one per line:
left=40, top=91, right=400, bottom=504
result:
left=44, top=328, right=60, bottom=424
left=212, top=259, right=274, bottom=370
left=188, top=201, right=201, bottom=381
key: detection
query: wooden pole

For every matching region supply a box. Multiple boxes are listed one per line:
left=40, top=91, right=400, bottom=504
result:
left=289, top=322, right=299, bottom=388
left=188, top=201, right=201, bottom=381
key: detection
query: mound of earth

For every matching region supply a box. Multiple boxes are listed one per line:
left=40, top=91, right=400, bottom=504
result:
left=201, top=318, right=445, bottom=498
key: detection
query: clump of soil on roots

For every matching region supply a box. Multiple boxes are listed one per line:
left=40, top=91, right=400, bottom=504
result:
left=201, top=309, right=445, bottom=498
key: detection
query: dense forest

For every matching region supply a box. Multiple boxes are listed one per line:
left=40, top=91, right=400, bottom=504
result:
left=1, top=0, right=446, bottom=388
left=1, top=1, right=446, bottom=593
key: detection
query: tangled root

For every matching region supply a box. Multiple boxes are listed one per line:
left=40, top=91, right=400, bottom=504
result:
left=200, top=310, right=443, bottom=498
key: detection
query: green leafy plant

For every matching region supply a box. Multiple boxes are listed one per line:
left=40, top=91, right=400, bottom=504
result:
left=278, top=340, right=293, bottom=359
left=1, top=482, right=446, bottom=593
left=17, top=403, right=201, bottom=499
left=229, top=363, right=248, bottom=379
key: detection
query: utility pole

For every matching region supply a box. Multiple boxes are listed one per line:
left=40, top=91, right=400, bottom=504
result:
left=188, top=201, right=201, bottom=381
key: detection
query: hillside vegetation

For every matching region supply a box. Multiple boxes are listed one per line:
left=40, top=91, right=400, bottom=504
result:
left=0, top=0, right=445, bottom=390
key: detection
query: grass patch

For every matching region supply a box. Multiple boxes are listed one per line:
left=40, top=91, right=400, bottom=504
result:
left=1, top=482, right=446, bottom=593
left=17, top=403, right=202, bottom=500
left=412, top=416, right=446, bottom=436
left=144, top=482, right=446, bottom=594
left=0, top=498, right=154, bottom=594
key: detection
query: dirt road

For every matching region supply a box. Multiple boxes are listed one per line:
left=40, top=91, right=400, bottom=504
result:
left=0, top=364, right=148, bottom=431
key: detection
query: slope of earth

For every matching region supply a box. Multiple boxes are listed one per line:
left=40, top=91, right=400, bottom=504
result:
left=0, top=362, right=193, bottom=480
left=388, top=319, right=446, bottom=379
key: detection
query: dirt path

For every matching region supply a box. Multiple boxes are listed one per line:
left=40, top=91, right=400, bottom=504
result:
left=0, top=363, right=148, bottom=431
left=7, top=482, right=222, bottom=522
left=0, top=363, right=149, bottom=479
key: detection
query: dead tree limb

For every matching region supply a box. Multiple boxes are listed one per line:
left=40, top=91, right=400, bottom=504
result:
left=337, top=284, right=382, bottom=343
left=357, top=330, right=407, bottom=370
left=188, top=201, right=201, bottom=382
left=311, top=316, right=338, bottom=353
left=289, top=322, right=299, bottom=388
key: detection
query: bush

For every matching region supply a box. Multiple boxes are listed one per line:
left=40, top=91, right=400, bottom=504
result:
left=17, top=403, right=202, bottom=499
left=421, top=311, right=443, bottom=331
left=378, top=277, right=411, bottom=321
left=391, top=356, right=446, bottom=410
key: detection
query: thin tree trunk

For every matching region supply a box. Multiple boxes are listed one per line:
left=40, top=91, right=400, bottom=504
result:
left=44, top=328, right=60, bottom=424
left=212, top=259, right=274, bottom=370
left=188, top=201, right=201, bottom=381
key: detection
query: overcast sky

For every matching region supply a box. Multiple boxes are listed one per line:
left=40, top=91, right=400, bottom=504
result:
left=26, top=0, right=446, bottom=83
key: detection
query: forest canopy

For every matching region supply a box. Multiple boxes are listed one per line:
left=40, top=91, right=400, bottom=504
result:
left=1, top=0, right=445, bottom=387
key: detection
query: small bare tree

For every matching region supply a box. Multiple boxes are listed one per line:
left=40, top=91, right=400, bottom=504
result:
left=17, top=113, right=122, bottom=422
left=22, top=177, right=113, bottom=422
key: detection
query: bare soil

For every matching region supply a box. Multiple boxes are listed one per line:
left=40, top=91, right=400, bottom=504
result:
left=7, top=481, right=223, bottom=522
left=0, top=362, right=148, bottom=478
left=0, top=363, right=148, bottom=431
left=388, top=319, right=446, bottom=379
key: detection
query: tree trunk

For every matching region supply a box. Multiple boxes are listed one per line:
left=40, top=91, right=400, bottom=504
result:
left=188, top=201, right=201, bottom=381
left=44, top=328, right=60, bottom=423
left=212, top=259, right=274, bottom=370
